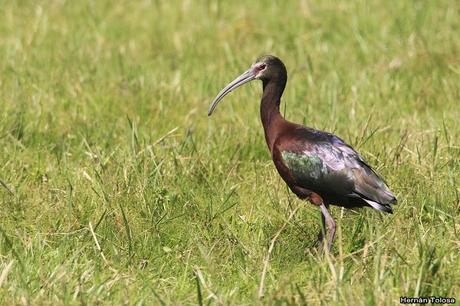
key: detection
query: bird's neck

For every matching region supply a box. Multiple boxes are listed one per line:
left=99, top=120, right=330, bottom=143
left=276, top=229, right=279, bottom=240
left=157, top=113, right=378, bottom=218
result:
left=260, top=77, right=287, bottom=152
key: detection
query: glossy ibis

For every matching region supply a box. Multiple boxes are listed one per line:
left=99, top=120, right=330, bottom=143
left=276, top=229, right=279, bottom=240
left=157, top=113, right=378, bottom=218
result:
left=208, top=55, right=396, bottom=251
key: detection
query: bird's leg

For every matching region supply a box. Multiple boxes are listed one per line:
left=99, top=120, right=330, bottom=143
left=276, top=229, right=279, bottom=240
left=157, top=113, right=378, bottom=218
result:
left=320, top=203, right=336, bottom=252
left=290, top=185, right=312, bottom=200
left=308, top=193, right=334, bottom=252
left=317, top=212, right=326, bottom=246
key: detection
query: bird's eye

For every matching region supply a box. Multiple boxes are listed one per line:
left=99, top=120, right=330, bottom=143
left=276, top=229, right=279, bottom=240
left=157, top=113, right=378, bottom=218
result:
left=259, top=64, right=267, bottom=70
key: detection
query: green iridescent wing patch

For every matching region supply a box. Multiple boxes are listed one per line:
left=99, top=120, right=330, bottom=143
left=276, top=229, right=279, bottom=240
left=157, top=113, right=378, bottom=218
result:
left=281, top=151, right=329, bottom=180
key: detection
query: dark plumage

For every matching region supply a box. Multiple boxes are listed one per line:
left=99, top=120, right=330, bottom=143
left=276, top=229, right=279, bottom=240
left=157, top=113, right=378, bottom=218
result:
left=208, top=55, right=397, bottom=251
left=276, top=128, right=396, bottom=212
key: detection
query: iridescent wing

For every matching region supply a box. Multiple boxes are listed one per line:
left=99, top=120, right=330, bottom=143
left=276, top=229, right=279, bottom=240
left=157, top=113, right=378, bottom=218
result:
left=280, top=133, right=396, bottom=212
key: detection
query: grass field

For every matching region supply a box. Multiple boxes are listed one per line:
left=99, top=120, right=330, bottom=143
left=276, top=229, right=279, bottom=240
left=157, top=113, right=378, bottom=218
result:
left=1, top=0, right=460, bottom=304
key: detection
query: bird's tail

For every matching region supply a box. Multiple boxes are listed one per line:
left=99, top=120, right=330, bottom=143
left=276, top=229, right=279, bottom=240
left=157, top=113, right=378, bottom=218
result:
left=363, top=198, right=394, bottom=214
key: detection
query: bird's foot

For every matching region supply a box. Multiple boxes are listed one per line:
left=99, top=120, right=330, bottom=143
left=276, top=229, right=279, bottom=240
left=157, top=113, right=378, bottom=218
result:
left=315, top=233, right=325, bottom=251
left=316, top=230, right=324, bottom=245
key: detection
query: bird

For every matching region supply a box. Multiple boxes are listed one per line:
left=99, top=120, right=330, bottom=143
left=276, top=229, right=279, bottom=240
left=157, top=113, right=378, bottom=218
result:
left=207, top=55, right=396, bottom=252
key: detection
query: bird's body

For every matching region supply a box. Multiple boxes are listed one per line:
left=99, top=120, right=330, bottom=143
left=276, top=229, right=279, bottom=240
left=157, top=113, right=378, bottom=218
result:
left=208, top=55, right=396, bottom=251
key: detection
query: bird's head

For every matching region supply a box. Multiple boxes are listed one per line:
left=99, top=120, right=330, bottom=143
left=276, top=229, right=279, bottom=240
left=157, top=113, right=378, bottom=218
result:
left=208, top=55, right=286, bottom=116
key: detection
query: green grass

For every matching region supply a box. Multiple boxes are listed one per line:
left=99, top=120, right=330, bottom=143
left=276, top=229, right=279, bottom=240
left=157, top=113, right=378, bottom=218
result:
left=1, top=0, right=460, bottom=304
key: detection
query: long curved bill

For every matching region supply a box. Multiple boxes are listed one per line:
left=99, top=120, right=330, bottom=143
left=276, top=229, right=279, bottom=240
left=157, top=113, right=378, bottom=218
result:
left=208, top=68, right=255, bottom=116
